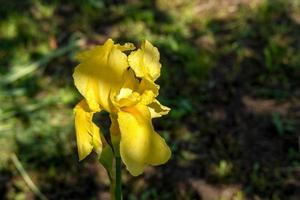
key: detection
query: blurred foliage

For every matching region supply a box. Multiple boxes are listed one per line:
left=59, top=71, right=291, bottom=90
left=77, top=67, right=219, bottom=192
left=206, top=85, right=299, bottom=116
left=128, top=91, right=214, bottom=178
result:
left=1, top=0, right=300, bottom=199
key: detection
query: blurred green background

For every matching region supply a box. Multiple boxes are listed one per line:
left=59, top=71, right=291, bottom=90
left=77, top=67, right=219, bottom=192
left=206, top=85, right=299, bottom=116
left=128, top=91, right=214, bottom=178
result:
left=1, top=0, right=300, bottom=199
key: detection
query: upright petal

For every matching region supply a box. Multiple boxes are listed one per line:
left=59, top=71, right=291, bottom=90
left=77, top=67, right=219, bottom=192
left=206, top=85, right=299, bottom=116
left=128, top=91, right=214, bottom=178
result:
left=73, top=39, right=129, bottom=112
left=114, top=88, right=141, bottom=108
left=117, top=104, right=171, bottom=176
left=74, top=100, right=102, bottom=161
left=128, top=40, right=161, bottom=81
left=138, top=78, right=159, bottom=105
left=111, top=69, right=160, bottom=110
left=111, top=69, right=141, bottom=108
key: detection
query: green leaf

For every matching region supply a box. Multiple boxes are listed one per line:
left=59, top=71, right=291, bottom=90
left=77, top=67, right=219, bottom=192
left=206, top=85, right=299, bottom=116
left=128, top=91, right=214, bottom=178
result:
left=99, top=144, right=114, bottom=178
left=272, top=112, right=284, bottom=135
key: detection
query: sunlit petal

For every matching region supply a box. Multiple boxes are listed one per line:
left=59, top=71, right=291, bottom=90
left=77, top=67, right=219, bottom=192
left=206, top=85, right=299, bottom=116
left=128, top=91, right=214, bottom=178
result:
left=128, top=40, right=161, bottom=81
left=115, top=42, right=136, bottom=51
left=111, top=69, right=141, bottom=108
left=74, top=100, right=102, bottom=161
left=138, top=78, right=159, bottom=105
left=118, top=104, right=171, bottom=176
left=148, top=99, right=170, bottom=118
left=112, top=69, right=160, bottom=109
left=73, top=39, right=129, bottom=112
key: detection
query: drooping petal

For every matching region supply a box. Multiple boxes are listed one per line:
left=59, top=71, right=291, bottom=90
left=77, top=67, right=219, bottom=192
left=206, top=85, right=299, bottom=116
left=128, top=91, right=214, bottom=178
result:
left=117, top=104, right=171, bottom=176
left=74, top=100, right=102, bottom=161
left=73, top=39, right=129, bottom=112
left=148, top=99, right=171, bottom=118
left=128, top=40, right=161, bottom=81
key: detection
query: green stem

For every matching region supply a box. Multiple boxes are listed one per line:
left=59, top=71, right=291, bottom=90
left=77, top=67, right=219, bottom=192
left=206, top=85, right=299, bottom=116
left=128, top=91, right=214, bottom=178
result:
left=109, top=174, right=115, bottom=200
left=115, top=156, right=122, bottom=200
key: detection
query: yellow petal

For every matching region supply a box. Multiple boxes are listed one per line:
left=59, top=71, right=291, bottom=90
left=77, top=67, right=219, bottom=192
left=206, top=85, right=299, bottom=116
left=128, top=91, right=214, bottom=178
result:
left=117, top=104, right=171, bottom=176
left=115, top=42, right=136, bottom=51
left=74, top=100, right=102, bottom=161
left=148, top=99, right=171, bottom=118
left=122, top=69, right=140, bottom=91
left=128, top=40, right=161, bottom=81
left=111, top=69, right=141, bottom=108
left=111, top=68, right=160, bottom=109
left=73, top=38, right=129, bottom=112
left=138, top=78, right=159, bottom=105
left=127, top=49, right=144, bottom=78
left=115, top=88, right=141, bottom=108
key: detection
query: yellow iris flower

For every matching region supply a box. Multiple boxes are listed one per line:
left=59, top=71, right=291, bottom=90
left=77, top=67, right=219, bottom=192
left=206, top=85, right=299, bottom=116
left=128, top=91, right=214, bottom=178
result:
left=73, top=38, right=171, bottom=176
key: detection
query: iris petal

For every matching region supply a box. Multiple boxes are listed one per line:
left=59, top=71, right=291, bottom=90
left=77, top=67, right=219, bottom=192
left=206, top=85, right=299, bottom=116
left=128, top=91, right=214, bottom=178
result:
left=73, top=39, right=129, bottom=112
left=74, top=100, right=102, bottom=161
left=138, top=78, right=159, bottom=105
left=112, top=70, right=159, bottom=108
left=128, top=40, right=161, bottom=81
left=117, top=104, right=171, bottom=176
left=148, top=99, right=170, bottom=118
